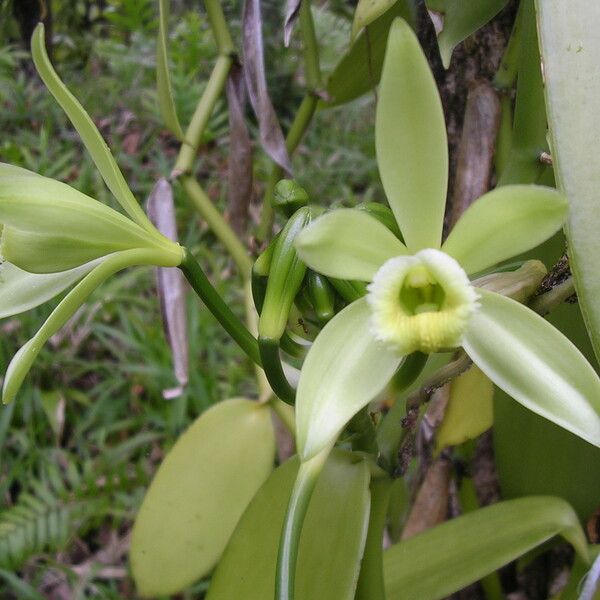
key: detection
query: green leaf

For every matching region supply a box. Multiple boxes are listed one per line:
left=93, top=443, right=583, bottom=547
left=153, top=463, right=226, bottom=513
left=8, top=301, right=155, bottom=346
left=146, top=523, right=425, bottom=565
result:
left=0, top=174, right=180, bottom=273
left=0, top=259, right=103, bottom=319
left=131, top=399, right=276, bottom=598
left=442, top=185, right=567, bottom=275
left=431, top=0, right=509, bottom=69
left=206, top=451, right=370, bottom=600
left=463, top=289, right=600, bottom=448
left=325, top=1, right=413, bottom=107
left=376, top=19, right=448, bottom=251
left=156, top=0, right=185, bottom=140
left=384, top=496, right=589, bottom=599
left=536, top=0, right=600, bottom=364
left=296, top=298, right=403, bottom=460
left=295, top=209, right=408, bottom=282
left=351, top=0, right=397, bottom=39
left=30, top=24, right=158, bottom=236
left=2, top=248, right=167, bottom=404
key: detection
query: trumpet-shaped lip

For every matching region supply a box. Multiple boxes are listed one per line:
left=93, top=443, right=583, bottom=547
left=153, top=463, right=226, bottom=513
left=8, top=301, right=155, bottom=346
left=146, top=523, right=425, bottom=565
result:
left=366, top=248, right=480, bottom=355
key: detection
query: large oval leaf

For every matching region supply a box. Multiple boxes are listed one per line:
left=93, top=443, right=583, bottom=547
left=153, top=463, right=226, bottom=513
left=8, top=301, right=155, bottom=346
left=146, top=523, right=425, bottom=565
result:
left=463, top=289, right=600, bottom=448
left=206, top=451, right=370, bottom=600
left=130, top=399, right=276, bottom=597
left=536, top=0, right=600, bottom=364
left=384, top=496, right=588, bottom=599
left=376, top=18, right=448, bottom=251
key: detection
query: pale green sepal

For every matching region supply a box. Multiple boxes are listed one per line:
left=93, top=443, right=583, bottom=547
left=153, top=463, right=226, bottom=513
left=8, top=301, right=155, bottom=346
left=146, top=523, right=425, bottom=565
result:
left=2, top=249, right=171, bottom=404
left=0, top=258, right=105, bottom=319
left=0, top=175, right=182, bottom=273
left=442, top=185, right=567, bottom=275
left=157, top=0, right=185, bottom=140
left=207, top=450, right=370, bottom=600
left=296, top=297, right=403, bottom=460
left=131, top=399, right=276, bottom=598
left=433, top=0, right=509, bottom=69
left=376, top=19, right=448, bottom=251
left=295, top=209, right=408, bottom=282
left=536, top=0, right=600, bottom=363
left=31, top=24, right=160, bottom=237
left=463, top=289, right=600, bottom=448
left=384, top=496, right=588, bottom=599
left=351, top=0, right=396, bottom=39
left=0, top=163, right=42, bottom=179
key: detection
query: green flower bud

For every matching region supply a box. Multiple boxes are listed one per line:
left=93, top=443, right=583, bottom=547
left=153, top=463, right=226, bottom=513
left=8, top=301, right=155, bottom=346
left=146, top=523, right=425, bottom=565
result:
left=273, top=179, right=310, bottom=217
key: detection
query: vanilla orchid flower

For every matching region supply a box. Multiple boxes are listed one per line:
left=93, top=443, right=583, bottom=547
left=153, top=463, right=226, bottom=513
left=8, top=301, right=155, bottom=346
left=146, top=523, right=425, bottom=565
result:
left=292, top=18, right=600, bottom=462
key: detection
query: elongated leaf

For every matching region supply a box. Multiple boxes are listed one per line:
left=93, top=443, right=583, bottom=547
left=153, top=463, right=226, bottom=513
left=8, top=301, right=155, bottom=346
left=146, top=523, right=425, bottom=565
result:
left=243, top=0, right=291, bottom=173
left=442, top=185, right=567, bottom=275
left=206, top=451, right=370, bottom=600
left=0, top=175, right=174, bottom=273
left=326, top=1, right=413, bottom=107
left=376, top=18, right=448, bottom=251
left=147, top=179, right=188, bottom=396
left=431, top=0, right=508, bottom=69
left=296, top=298, right=403, bottom=460
left=295, top=209, right=408, bottom=281
left=463, top=289, right=600, bottom=448
left=131, top=399, right=276, bottom=597
left=352, top=0, right=396, bottom=39
left=31, top=25, right=157, bottom=235
left=536, top=0, right=600, bottom=364
left=384, top=496, right=588, bottom=599
left=156, top=0, right=184, bottom=140
left=0, top=259, right=104, bottom=319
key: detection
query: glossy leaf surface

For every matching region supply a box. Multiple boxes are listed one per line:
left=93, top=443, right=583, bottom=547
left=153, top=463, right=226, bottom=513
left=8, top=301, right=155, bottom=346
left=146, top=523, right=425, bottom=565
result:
left=207, top=451, right=370, bottom=600
left=296, top=298, right=403, bottom=460
left=130, top=399, right=276, bottom=597
left=384, top=496, right=588, bottom=599
left=376, top=19, right=447, bottom=251
left=536, top=0, right=600, bottom=363
left=442, top=185, right=567, bottom=275
left=463, top=290, right=600, bottom=448
left=295, top=209, right=408, bottom=282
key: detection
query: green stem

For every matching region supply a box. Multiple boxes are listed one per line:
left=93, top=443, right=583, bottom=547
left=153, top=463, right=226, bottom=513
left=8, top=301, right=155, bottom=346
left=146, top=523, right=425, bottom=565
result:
left=257, top=93, right=319, bottom=242
left=276, top=450, right=328, bottom=600
left=529, top=276, right=575, bottom=316
left=493, top=0, right=524, bottom=91
left=204, top=0, right=235, bottom=55
left=172, top=55, right=232, bottom=176
left=259, top=337, right=296, bottom=404
left=180, top=176, right=252, bottom=278
left=179, top=248, right=260, bottom=365
left=299, top=0, right=322, bottom=91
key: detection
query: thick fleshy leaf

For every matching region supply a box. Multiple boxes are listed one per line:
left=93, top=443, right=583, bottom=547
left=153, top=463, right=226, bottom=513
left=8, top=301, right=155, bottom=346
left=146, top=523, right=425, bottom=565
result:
left=296, top=297, right=403, bottom=460
left=31, top=25, right=157, bottom=235
left=376, top=19, right=448, bottom=251
left=0, top=259, right=104, bottom=319
left=442, top=185, right=567, bottom=275
left=206, top=451, right=370, bottom=600
left=131, top=399, right=276, bottom=597
left=463, top=289, right=600, bottom=448
left=295, top=209, right=408, bottom=282
left=537, top=0, right=600, bottom=363
left=0, top=174, right=180, bottom=273
left=325, top=1, right=414, bottom=107
left=2, top=248, right=168, bottom=404
left=384, top=496, right=589, bottom=599
left=429, top=0, right=509, bottom=69
left=351, top=0, right=396, bottom=39
left=156, top=0, right=185, bottom=140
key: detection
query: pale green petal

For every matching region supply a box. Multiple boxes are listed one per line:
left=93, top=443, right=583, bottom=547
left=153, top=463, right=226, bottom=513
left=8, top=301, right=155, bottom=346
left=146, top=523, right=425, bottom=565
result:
left=295, top=209, right=408, bottom=281
left=376, top=18, right=448, bottom=251
left=296, top=297, right=403, bottom=460
left=31, top=24, right=159, bottom=236
left=0, top=175, right=181, bottom=272
left=2, top=248, right=171, bottom=404
left=463, top=289, right=600, bottom=448
left=442, top=185, right=567, bottom=275
left=0, top=258, right=105, bottom=319
left=0, top=163, right=42, bottom=179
